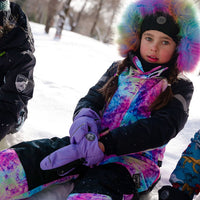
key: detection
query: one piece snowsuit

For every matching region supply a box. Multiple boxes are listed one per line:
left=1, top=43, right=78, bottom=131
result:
left=67, top=55, right=193, bottom=199
left=0, top=55, right=193, bottom=200
left=0, top=2, right=35, bottom=140
left=169, top=129, right=200, bottom=199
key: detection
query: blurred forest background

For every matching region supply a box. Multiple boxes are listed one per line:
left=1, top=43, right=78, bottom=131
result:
left=11, top=0, right=200, bottom=44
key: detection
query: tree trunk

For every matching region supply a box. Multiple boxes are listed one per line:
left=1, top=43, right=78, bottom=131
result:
left=45, top=0, right=60, bottom=34
left=103, top=0, right=121, bottom=43
left=71, top=0, right=88, bottom=31
left=90, top=0, right=104, bottom=37
left=55, top=0, right=72, bottom=39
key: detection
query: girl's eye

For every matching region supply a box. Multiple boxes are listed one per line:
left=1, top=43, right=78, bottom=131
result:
left=145, top=37, right=152, bottom=41
left=162, top=41, right=170, bottom=45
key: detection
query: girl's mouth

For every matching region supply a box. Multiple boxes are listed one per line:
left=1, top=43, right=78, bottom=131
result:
left=147, top=55, right=159, bottom=62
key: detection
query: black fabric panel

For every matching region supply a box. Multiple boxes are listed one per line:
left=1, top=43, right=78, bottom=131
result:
left=71, top=163, right=136, bottom=200
left=12, top=136, right=75, bottom=190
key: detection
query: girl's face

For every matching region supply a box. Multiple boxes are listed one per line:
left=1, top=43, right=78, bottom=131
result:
left=140, top=30, right=176, bottom=64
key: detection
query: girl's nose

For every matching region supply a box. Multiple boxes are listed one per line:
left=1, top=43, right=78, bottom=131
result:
left=150, top=43, right=158, bottom=52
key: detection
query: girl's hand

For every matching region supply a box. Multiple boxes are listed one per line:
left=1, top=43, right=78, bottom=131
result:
left=98, top=142, right=105, bottom=152
left=98, top=128, right=109, bottom=153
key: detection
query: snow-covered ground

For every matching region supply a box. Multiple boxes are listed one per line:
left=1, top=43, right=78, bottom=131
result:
left=0, top=22, right=200, bottom=199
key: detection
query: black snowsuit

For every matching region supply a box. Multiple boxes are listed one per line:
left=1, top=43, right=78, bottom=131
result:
left=0, top=2, right=35, bottom=140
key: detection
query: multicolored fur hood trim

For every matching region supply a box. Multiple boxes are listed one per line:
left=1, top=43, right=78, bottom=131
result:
left=117, top=0, right=200, bottom=72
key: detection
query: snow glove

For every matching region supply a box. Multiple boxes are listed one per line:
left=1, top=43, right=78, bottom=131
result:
left=40, top=132, right=104, bottom=171
left=158, top=186, right=191, bottom=200
left=69, top=108, right=101, bottom=144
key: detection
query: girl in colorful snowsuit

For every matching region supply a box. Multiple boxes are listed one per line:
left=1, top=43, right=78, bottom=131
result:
left=0, top=0, right=35, bottom=140
left=0, top=0, right=200, bottom=199
left=159, top=129, right=200, bottom=200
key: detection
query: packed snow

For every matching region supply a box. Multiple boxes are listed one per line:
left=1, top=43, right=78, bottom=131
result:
left=0, top=22, right=200, bottom=200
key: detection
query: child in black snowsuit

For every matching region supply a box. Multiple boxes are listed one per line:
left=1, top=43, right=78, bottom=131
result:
left=0, top=0, right=199, bottom=199
left=0, top=0, right=35, bottom=140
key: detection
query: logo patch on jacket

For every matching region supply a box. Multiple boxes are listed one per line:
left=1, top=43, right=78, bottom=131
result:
left=15, top=74, right=29, bottom=92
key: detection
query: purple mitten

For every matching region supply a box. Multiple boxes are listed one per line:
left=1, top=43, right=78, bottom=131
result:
left=69, top=108, right=101, bottom=144
left=40, top=132, right=104, bottom=170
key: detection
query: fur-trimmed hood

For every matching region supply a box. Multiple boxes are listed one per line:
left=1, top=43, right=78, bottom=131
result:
left=117, top=0, right=200, bottom=72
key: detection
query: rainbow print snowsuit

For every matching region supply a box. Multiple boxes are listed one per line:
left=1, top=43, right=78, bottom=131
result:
left=99, top=56, right=168, bottom=195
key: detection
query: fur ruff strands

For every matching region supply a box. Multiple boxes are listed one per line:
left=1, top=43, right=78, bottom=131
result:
left=117, top=0, right=200, bottom=72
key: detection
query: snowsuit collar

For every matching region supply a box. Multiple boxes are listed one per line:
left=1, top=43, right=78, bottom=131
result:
left=129, top=54, right=168, bottom=79
left=128, top=50, right=169, bottom=78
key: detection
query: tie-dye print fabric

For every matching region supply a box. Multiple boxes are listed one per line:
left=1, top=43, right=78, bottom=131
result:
left=67, top=193, right=112, bottom=200
left=100, top=57, right=168, bottom=193
left=15, top=174, right=78, bottom=199
left=0, top=149, right=28, bottom=200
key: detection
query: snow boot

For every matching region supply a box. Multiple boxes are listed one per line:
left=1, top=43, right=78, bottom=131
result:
left=158, top=186, right=191, bottom=200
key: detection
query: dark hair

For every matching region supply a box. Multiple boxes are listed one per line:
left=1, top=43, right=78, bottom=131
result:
left=0, top=15, right=16, bottom=38
left=98, top=58, right=129, bottom=103
left=149, top=61, right=179, bottom=111
left=99, top=54, right=179, bottom=111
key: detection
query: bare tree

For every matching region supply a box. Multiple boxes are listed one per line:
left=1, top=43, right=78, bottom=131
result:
left=103, top=0, right=121, bottom=43
left=71, top=0, right=89, bottom=31
left=14, top=0, right=123, bottom=43
left=45, top=0, right=61, bottom=34
left=90, top=0, right=104, bottom=37
left=54, top=0, right=72, bottom=39
left=194, top=0, right=200, bottom=8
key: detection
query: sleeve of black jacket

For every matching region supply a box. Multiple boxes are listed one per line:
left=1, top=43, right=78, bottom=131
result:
left=0, top=2, right=36, bottom=139
left=99, top=75, right=194, bottom=156
left=73, top=62, right=118, bottom=117
left=0, top=50, right=35, bottom=111
left=0, top=50, right=35, bottom=139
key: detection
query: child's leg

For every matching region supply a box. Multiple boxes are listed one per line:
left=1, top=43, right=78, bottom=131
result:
left=12, top=136, right=71, bottom=191
left=0, top=148, right=28, bottom=200
left=28, top=180, right=74, bottom=200
left=0, top=136, right=78, bottom=199
left=169, top=130, right=200, bottom=198
left=67, top=163, right=136, bottom=200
